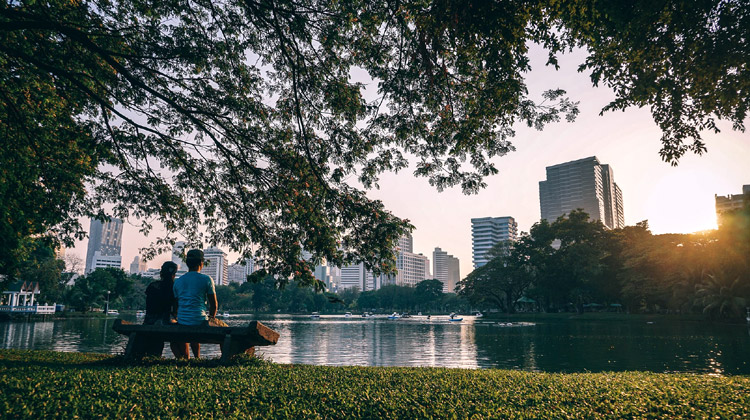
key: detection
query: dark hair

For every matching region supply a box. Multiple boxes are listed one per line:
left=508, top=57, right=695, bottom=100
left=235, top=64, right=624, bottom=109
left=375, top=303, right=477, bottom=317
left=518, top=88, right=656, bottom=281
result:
left=160, top=261, right=178, bottom=282
left=185, top=249, right=204, bottom=270
left=185, top=258, right=202, bottom=270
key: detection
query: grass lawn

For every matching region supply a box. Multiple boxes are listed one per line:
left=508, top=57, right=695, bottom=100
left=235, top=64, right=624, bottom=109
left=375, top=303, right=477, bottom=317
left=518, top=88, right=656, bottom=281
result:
left=1, top=350, right=748, bottom=419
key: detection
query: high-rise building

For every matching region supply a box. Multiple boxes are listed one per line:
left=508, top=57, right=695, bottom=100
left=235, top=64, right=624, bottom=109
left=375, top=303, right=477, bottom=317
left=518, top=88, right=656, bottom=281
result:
left=244, top=257, right=257, bottom=277
left=396, top=252, right=430, bottom=287
left=433, top=247, right=460, bottom=293
left=393, top=233, right=430, bottom=287
left=129, top=256, right=148, bottom=274
left=397, top=234, right=413, bottom=253
left=85, top=218, right=123, bottom=273
left=203, top=247, right=228, bottom=286
left=227, top=263, right=247, bottom=284
left=171, top=241, right=186, bottom=270
left=471, top=217, right=517, bottom=268
left=715, top=184, right=750, bottom=226
left=539, top=156, right=624, bottom=229
left=327, top=266, right=341, bottom=291
left=89, top=252, right=122, bottom=272
left=339, top=263, right=369, bottom=291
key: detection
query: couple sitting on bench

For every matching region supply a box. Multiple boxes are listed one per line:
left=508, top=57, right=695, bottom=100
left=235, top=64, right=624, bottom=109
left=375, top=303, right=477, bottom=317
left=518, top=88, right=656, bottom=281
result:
left=145, top=248, right=228, bottom=358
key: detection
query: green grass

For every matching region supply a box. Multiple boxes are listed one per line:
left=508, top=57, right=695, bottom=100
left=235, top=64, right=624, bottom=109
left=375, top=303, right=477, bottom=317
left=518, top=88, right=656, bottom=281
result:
left=1, top=350, right=748, bottom=419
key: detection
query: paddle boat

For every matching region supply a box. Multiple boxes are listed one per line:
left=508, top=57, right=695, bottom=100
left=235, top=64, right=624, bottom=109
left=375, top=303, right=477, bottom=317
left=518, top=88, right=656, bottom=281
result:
left=387, top=312, right=400, bottom=320
left=344, top=312, right=352, bottom=318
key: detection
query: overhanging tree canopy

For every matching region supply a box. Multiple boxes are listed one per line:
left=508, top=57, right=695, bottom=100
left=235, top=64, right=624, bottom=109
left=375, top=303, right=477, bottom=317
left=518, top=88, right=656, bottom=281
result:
left=1, top=0, right=747, bottom=285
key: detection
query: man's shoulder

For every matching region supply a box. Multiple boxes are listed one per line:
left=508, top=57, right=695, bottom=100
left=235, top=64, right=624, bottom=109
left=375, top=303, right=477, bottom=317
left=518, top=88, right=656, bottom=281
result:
left=176, top=271, right=213, bottom=284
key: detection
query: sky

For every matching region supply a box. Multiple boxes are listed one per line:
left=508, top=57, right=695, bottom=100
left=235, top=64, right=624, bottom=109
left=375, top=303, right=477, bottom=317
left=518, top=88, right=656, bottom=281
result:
left=67, top=46, right=750, bottom=278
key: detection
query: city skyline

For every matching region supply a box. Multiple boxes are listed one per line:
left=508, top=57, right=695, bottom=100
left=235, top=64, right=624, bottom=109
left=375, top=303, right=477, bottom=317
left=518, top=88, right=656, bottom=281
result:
left=65, top=46, right=749, bottom=280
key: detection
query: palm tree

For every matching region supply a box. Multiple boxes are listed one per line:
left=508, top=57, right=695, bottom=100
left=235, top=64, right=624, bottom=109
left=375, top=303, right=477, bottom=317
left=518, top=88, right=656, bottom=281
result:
left=694, top=269, right=748, bottom=319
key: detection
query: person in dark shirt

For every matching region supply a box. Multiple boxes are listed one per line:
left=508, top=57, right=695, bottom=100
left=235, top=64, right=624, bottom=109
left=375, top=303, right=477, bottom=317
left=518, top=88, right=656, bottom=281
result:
left=143, top=261, right=185, bottom=357
left=144, top=261, right=178, bottom=325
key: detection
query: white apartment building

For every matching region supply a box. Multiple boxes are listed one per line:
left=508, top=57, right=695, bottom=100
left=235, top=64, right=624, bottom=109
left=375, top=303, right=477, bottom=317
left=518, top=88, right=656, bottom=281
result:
left=393, top=233, right=431, bottom=287
left=337, top=262, right=387, bottom=291
left=396, top=251, right=430, bottom=287
left=471, top=217, right=517, bottom=268
left=203, top=247, right=229, bottom=286
left=90, top=251, right=122, bottom=271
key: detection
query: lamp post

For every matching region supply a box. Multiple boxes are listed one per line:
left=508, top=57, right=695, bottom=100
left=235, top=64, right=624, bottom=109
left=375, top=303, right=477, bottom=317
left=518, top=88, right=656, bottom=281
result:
left=105, top=291, right=110, bottom=315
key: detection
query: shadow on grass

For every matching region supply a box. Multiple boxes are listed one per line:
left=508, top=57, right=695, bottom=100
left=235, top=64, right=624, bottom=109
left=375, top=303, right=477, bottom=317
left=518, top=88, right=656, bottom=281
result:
left=0, top=349, right=271, bottom=370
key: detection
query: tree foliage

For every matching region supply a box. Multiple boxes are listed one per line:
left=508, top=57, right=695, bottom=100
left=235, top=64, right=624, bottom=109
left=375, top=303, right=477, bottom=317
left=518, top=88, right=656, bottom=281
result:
left=457, top=208, right=750, bottom=320
left=9, top=240, right=67, bottom=303
left=2, top=0, right=747, bottom=285
left=66, top=267, right=133, bottom=312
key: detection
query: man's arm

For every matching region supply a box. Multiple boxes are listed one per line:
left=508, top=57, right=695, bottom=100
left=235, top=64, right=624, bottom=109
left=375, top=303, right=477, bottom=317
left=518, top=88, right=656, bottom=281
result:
left=208, top=293, right=218, bottom=318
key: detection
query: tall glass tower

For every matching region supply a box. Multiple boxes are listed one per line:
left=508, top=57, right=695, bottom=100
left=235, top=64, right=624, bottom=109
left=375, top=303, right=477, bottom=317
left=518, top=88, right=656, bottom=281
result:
left=85, top=217, right=123, bottom=273
left=539, top=156, right=624, bottom=229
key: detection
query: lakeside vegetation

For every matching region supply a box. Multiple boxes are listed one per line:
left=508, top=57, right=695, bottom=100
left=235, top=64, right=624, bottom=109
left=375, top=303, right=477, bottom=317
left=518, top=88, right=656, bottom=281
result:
left=458, top=208, right=750, bottom=321
left=1, top=350, right=748, bottom=419
left=2, top=206, right=748, bottom=322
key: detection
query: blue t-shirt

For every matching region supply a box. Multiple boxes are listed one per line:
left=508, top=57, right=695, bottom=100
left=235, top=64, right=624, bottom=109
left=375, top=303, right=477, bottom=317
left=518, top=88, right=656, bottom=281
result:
left=173, top=271, right=215, bottom=326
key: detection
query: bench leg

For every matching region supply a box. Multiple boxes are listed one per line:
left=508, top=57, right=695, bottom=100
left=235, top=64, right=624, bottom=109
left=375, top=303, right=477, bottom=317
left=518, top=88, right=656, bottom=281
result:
left=124, top=332, right=138, bottom=357
left=124, top=332, right=165, bottom=358
left=220, top=335, right=233, bottom=363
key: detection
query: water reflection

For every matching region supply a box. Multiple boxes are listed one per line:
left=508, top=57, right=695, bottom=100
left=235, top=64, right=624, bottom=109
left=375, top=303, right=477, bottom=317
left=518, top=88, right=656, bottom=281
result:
left=254, top=316, right=480, bottom=368
left=1, top=316, right=748, bottom=374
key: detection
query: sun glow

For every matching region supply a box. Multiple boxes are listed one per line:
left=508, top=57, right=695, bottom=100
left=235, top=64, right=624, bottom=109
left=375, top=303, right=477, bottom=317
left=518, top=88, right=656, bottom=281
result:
left=643, top=170, right=720, bottom=234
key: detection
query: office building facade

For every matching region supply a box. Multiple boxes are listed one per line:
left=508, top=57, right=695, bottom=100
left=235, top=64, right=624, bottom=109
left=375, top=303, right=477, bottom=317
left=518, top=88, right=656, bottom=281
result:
left=129, top=256, right=148, bottom=274
left=539, top=156, right=624, bottom=229
left=227, top=263, right=247, bottom=284
left=171, top=241, right=186, bottom=270
left=339, top=262, right=381, bottom=291
left=471, top=217, right=517, bottom=268
left=715, top=184, right=750, bottom=226
left=85, top=218, right=123, bottom=273
left=393, top=233, right=430, bottom=287
left=203, top=247, right=229, bottom=286
left=433, top=247, right=460, bottom=293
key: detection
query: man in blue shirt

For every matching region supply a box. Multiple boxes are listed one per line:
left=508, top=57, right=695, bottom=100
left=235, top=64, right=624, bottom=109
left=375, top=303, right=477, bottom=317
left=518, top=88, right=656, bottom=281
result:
left=173, top=248, right=227, bottom=358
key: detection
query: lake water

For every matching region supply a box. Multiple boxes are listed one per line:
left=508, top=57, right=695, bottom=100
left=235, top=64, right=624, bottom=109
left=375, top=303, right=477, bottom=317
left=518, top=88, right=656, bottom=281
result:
left=2, top=314, right=749, bottom=374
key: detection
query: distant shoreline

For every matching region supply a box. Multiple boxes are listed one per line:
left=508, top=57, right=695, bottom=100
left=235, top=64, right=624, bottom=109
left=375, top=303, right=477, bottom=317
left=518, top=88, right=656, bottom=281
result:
left=2, top=310, right=747, bottom=325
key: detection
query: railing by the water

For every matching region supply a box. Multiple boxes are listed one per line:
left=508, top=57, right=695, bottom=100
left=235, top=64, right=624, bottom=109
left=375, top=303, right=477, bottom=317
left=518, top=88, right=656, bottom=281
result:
left=0, top=305, right=56, bottom=314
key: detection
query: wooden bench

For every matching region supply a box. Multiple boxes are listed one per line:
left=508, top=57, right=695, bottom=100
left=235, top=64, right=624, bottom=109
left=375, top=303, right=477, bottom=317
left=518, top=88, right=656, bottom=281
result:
left=113, top=319, right=279, bottom=362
